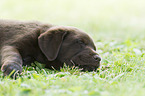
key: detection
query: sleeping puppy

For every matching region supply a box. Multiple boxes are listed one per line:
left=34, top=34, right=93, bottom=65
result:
left=0, top=20, right=101, bottom=77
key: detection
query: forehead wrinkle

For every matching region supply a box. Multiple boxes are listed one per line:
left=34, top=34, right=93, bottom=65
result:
left=66, top=28, right=96, bottom=50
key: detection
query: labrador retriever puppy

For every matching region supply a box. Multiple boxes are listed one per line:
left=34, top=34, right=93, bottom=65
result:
left=0, top=20, right=101, bottom=77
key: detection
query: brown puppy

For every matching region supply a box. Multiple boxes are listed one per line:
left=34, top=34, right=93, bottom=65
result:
left=0, top=20, right=101, bottom=77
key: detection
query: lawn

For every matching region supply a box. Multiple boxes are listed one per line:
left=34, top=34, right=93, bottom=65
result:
left=0, top=0, right=145, bottom=96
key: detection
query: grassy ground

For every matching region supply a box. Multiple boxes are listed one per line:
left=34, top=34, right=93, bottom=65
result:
left=0, top=0, right=145, bottom=96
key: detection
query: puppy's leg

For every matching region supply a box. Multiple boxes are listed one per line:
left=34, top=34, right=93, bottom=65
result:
left=0, top=46, right=22, bottom=78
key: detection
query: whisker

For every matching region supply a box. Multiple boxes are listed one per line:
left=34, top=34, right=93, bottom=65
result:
left=70, top=60, right=75, bottom=66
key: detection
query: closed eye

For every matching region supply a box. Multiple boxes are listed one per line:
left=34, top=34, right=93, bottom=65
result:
left=77, top=39, right=85, bottom=45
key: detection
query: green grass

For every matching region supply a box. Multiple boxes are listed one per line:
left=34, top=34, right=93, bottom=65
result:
left=0, top=0, right=145, bottom=96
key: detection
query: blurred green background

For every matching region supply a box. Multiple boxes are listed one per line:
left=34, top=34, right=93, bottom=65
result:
left=1, top=0, right=145, bottom=41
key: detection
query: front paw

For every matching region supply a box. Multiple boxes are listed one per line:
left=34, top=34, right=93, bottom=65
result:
left=1, top=64, right=22, bottom=78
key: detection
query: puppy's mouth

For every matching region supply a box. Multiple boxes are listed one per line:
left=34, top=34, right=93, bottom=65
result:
left=79, top=65, right=99, bottom=71
left=64, top=48, right=101, bottom=71
left=69, top=59, right=100, bottom=71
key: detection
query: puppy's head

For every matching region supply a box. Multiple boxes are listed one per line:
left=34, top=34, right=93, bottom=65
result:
left=38, top=26, right=101, bottom=71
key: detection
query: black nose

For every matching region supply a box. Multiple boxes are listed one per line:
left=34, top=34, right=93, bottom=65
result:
left=93, top=55, right=101, bottom=61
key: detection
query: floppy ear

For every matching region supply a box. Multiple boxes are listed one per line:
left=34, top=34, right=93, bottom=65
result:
left=38, top=28, right=67, bottom=61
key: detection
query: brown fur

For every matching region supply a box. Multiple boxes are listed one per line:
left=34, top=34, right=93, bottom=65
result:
left=0, top=20, right=101, bottom=77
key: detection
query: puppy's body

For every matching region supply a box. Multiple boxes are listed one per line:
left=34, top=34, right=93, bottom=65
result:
left=0, top=20, right=101, bottom=77
left=0, top=20, right=51, bottom=65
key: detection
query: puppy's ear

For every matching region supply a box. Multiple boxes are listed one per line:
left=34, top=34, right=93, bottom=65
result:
left=38, top=27, right=67, bottom=61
